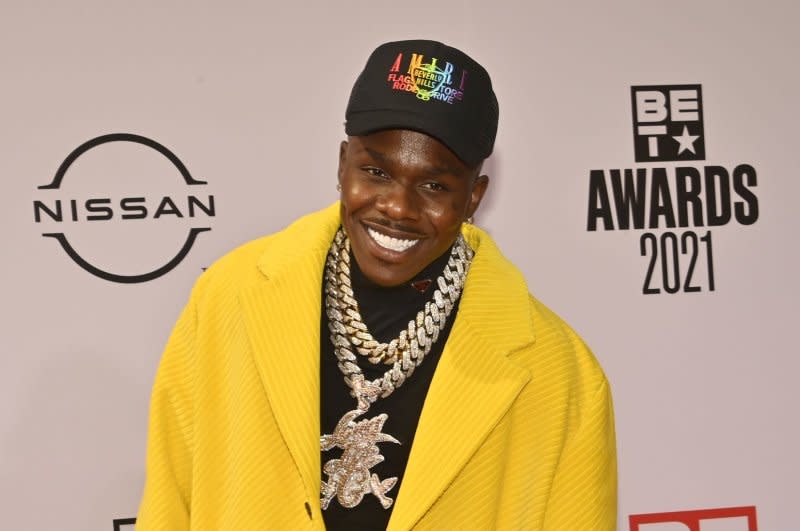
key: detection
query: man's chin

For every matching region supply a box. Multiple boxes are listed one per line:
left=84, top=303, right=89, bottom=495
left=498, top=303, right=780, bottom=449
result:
left=352, top=252, right=419, bottom=287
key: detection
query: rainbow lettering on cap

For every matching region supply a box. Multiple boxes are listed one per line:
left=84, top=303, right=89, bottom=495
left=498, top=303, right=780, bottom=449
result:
left=386, top=52, right=467, bottom=104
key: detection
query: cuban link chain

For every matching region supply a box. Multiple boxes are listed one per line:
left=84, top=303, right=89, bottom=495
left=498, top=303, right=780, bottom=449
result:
left=332, top=229, right=472, bottom=366
left=320, top=227, right=473, bottom=511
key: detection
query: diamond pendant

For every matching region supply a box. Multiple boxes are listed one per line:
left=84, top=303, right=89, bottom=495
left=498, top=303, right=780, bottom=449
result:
left=320, top=406, right=401, bottom=510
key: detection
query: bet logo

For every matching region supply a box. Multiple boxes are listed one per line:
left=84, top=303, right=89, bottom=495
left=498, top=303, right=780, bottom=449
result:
left=33, top=133, right=215, bottom=283
left=631, top=84, right=705, bottom=162
left=630, top=506, right=758, bottom=531
left=587, top=83, right=759, bottom=294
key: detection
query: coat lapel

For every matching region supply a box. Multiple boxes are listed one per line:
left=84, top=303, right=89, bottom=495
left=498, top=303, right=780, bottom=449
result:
left=238, top=205, right=535, bottom=529
left=239, top=204, right=340, bottom=514
left=388, top=227, right=536, bottom=531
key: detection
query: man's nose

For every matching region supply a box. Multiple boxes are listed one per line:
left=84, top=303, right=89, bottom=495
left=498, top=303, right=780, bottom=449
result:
left=375, top=182, right=420, bottom=220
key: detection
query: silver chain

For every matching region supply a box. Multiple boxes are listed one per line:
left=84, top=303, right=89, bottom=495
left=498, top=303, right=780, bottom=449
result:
left=324, top=227, right=473, bottom=404
left=320, top=227, right=473, bottom=510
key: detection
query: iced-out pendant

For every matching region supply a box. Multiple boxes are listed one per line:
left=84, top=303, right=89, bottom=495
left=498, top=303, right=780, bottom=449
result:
left=320, top=407, right=401, bottom=510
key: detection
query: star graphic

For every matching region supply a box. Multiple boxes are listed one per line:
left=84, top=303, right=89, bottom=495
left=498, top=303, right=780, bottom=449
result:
left=672, top=125, right=700, bottom=155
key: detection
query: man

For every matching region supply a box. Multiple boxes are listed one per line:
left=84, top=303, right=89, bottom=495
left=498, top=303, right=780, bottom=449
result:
left=137, top=40, right=616, bottom=530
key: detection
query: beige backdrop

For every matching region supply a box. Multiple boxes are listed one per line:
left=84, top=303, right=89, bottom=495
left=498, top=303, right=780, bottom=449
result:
left=2, top=1, right=798, bottom=530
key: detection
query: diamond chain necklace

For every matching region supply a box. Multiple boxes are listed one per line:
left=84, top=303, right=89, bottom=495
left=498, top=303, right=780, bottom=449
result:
left=320, top=227, right=473, bottom=511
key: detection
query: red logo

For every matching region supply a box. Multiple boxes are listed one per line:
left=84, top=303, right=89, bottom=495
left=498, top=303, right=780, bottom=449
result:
left=630, top=506, right=757, bottom=531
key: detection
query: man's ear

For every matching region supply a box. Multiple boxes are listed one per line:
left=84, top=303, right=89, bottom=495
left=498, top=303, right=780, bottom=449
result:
left=337, top=140, right=349, bottom=181
left=466, top=174, right=490, bottom=219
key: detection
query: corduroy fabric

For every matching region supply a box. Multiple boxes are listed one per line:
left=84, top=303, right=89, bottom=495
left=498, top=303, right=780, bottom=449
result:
left=136, top=202, right=617, bottom=530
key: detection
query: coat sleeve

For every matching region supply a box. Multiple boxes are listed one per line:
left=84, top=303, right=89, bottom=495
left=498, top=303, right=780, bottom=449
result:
left=542, top=376, right=618, bottom=531
left=136, top=298, right=198, bottom=530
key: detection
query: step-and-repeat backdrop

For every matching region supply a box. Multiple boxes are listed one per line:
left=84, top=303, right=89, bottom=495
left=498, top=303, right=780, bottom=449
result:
left=2, top=1, right=797, bottom=529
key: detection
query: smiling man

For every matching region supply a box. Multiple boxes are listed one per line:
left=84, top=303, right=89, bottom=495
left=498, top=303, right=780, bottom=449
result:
left=137, top=40, right=617, bottom=531
left=337, top=129, right=487, bottom=287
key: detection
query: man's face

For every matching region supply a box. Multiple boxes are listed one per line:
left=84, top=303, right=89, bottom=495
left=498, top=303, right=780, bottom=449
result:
left=338, top=129, right=489, bottom=287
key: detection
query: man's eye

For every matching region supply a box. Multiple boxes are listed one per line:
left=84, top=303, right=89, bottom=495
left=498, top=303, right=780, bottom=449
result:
left=363, top=167, right=388, bottom=178
left=422, top=182, right=447, bottom=192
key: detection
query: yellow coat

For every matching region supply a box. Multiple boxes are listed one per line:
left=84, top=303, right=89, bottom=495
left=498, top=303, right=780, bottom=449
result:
left=137, top=203, right=617, bottom=530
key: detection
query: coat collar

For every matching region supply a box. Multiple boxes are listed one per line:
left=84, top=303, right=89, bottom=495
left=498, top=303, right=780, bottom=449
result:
left=241, top=203, right=534, bottom=529
left=388, top=221, right=535, bottom=530
left=239, top=204, right=339, bottom=517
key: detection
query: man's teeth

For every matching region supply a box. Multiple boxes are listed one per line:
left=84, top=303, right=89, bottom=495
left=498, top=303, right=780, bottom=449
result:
left=366, top=227, right=420, bottom=252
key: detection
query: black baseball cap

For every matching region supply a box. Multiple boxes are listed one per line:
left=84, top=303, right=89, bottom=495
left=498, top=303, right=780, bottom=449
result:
left=345, top=39, right=498, bottom=168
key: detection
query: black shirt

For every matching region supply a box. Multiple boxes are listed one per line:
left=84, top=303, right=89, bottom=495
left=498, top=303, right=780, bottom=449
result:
left=320, top=247, right=460, bottom=531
